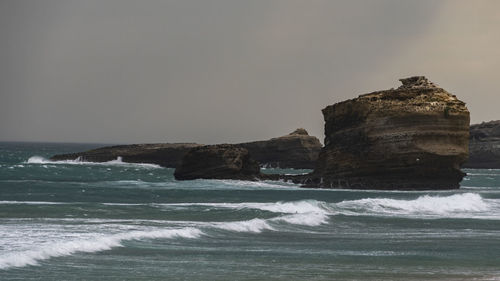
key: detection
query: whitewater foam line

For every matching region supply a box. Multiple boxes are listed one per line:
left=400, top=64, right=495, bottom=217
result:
left=0, top=201, right=68, bottom=205
left=25, top=156, right=161, bottom=169
left=156, top=200, right=329, bottom=214
left=335, top=192, right=500, bottom=219
left=167, top=194, right=500, bottom=220
left=0, top=227, right=202, bottom=270
left=0, top=209, right=330, bottom=270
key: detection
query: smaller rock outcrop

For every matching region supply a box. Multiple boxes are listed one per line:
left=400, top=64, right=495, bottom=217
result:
left=464, top=120, right=500, bottom=168
left=238, top=128, right=322, bottom=169
left=50, top=143, right=201, bottom=168
left=174, top=144, right=261, bottom=180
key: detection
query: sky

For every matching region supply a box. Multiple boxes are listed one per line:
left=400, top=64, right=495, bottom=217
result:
left=1, top=0, right=499, bottom=144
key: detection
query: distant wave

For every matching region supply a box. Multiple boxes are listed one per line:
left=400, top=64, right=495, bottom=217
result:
left=25, top=156, right=161, bottom=169
left=335, top=192, right=498, bottom=219
left=162, top=200, right=327, bottom=214
left=161, top=193, right=500, bottom=220
left=0, top=201, right=67, bottom=205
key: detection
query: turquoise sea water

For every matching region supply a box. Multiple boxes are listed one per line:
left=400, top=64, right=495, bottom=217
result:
left=1, top=142, right=500, bottom=280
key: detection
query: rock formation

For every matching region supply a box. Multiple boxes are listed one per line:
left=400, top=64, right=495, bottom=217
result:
left=174, top=144, right=261, bottom=180
left=464, top=120, right=500, bottom=168
left=238, top=128, right=322, bottom=169
left=50, top=143, right=201, bottom=168
left=297, top=76, right=470, bottom=190
left=50, top=129, right=322, bottom=169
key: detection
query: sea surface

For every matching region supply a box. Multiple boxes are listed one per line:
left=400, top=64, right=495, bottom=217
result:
left=1, top=142, right=499, bottom=280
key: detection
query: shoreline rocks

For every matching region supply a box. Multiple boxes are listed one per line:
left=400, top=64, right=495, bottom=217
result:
left=464, top=120, right=500, bottom=168
left=174, top=144, right=261, bottom=180
left=49, top=128, right=322, bottom=169
left=296, top=76, right=470, bottom=190
left=50, top=143, right=201, bottom=168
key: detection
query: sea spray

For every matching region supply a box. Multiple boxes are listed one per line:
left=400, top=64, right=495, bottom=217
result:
left=25, top=156, right=161, bottom=169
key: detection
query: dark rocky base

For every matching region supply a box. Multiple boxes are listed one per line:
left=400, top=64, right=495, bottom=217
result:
left=288, top=174, right=463, bottom=190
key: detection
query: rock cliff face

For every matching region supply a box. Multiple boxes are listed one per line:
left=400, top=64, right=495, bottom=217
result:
left=238, top=128, right=322, bottom=169
left=50, top=143, right=201, bottom=168
left=301, top=76, right=470, bottom=190
left=174, top=144, right=261, bottom=180
left=464, top=120, right=500, bottom=168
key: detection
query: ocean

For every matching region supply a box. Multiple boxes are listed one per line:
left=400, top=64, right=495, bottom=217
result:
left=1, top=142, right=499, bottom=280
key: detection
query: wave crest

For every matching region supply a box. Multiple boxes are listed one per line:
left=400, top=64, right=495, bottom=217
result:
left=336, top=193, right=492, bottom=217
left=0, top=227, right=202, bottom=270
left=25, top=156, right=161, bottom=168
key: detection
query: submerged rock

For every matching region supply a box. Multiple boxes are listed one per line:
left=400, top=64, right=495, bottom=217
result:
left=464, top=120, right=500, bottom=168
left=297, top=76, right=470, bottom=190
left=238, top=128, right=322, bottom=169
left=50, top=143, right=201, bottom=168
left=174, top=144, right=261, bottom=180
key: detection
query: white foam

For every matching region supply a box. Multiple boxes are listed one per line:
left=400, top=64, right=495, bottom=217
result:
left=272, top=212, right=328, bottom=226
left=0, top=200, right=334, bottom=270
left=162, top=200, right=328, bottom=214
left=216, top=218, right=274, bottom=233
left=0, top=201, right=67, bottom=205
left=25, top=156, right=161, bottom=169
left=336, top=193, right=496, bottom=218
left=216, top=179, right=300, bottom=189
left=0, top=227, right=202, bottom=270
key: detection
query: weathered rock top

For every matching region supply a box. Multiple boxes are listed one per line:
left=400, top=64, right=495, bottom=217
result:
left=398, top=76, right=438, bottom=89
left=288, top=128, right=309, bottom=136
left=326, top=76, right=466, bottom=121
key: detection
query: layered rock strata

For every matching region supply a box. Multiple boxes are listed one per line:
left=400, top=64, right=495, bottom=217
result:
left=50, top=143, right=201, bottom=168
left=238, top=128, right=322, bottom=169
left=298, top=76, right=470, bottom=190
left=464, top=120, right=500, bottom=168
left=174, top=144, right=261, bottom=180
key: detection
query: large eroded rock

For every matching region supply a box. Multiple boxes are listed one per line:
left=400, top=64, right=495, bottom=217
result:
left=50, top=143, right=201, bottom=168
left=174, top=144, right=261, bottom=180
left=464, top=120, right=500, bottom=168
left=238, top=128, right=322, bottom=169
left=300, top=76, right=470, bottom=190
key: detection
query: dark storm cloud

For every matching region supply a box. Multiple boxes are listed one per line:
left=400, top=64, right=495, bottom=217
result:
left=1, top=0, right=497, bottom=144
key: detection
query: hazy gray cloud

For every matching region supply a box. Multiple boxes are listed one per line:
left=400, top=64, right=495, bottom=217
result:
left=1, top=0, right=497, bottom=144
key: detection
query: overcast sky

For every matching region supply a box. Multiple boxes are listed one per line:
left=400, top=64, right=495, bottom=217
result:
left=1, top=0, right=499, bottom=144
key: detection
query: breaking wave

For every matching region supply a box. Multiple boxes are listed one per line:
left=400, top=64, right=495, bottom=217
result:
left=335, top=193, right=498, bottom=218
left=2, top=193, right=497, bottom=270
left=165, top=193, right=500, bottom=219
left=163, top=200, right=327, bottom=214
left=0, top=227, right=202, bottom=270
left=25, top=156, right=161, bottom=169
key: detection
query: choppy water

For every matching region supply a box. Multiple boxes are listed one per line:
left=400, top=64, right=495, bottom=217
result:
left=1, top=142, right=500, bottom=280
